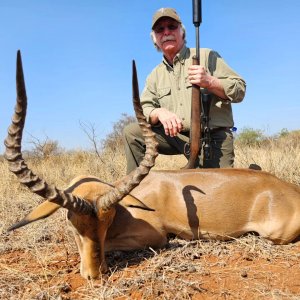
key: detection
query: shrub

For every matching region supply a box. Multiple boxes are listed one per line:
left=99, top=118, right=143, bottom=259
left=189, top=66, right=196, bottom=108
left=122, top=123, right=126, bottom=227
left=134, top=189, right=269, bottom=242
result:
left=27, top=135, right=63, bottom=159
left=235, top=127, right=265, bottom=146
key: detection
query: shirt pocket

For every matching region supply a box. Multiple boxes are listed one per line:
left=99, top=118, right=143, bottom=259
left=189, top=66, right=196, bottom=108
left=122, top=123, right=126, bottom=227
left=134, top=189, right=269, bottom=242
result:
left=184, top=77, right=193, bottom=103
left=157, top=87, right=172, bottom=109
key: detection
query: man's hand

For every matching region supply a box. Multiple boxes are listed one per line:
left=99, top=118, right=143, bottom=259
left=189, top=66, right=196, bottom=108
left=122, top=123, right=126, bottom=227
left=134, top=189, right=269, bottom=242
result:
left=149, top=108, right=183, bottom=137
left=188, top=65, right=212, bottom=88
left=188, top=65, right=227, bottom=99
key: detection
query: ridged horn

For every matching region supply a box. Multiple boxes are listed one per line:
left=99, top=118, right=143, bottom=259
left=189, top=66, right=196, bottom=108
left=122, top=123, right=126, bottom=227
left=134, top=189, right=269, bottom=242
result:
left=96, top=60, right=158, bottom=211
left=4, top=50, right=94, bottom=216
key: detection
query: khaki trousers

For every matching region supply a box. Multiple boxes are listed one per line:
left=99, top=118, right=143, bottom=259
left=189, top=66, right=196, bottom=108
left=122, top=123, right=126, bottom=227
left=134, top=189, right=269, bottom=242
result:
left=123, top=122, right=234, bottom=174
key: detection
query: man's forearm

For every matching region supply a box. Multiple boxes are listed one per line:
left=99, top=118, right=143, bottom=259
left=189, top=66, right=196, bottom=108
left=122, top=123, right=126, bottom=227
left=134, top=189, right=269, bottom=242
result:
left=206, top=76, right=228, bottom=100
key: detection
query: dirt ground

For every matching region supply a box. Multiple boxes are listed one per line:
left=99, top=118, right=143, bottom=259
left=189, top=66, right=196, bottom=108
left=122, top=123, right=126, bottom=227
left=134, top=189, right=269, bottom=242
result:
left=1, top=235, right=299, bottom=300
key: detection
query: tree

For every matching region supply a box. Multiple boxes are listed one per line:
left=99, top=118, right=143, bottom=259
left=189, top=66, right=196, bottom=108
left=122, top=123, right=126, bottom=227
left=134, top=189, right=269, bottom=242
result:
left=102, top=113, right=136, bottom=150
left=236, top=127, right=265, bottom=146
left=28, top=134, right=62, bottom=158
left=80, top=113, right=136, bottom=155
left=278, top=128, right=289, bottom=138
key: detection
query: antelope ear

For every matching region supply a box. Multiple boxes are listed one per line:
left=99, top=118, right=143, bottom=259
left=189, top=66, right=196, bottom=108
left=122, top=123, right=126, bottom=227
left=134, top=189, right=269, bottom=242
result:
left=249, top=164, right=262, bottom=171
left=121, top=195, right=155, bottom=211
left=7, top=201, right=60, bottom=231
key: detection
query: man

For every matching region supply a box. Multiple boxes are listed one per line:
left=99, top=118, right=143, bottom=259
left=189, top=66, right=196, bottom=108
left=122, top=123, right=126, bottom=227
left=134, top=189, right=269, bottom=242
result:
left=123, top=8, right=246, bottom=174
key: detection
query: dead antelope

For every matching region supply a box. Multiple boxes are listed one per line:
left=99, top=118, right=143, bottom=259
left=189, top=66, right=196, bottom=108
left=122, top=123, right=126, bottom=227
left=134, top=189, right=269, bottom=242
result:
left=6, top=51, right=300, bottom=280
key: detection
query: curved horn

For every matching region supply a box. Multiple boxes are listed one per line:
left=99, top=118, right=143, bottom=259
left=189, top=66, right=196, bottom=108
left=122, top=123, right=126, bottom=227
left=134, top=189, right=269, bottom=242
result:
left=4, top=50, right=94, bottom=216
left=96, top=60, right=158, bottom=211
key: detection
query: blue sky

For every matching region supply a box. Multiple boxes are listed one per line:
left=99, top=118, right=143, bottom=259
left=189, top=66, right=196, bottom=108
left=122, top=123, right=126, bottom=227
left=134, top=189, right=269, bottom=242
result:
left=0, top=0, right=299, bottom=153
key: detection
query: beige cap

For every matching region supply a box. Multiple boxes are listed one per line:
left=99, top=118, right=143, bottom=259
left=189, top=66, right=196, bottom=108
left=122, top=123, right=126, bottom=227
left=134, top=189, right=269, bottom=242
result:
left=152, top=8, right=182, bottom=29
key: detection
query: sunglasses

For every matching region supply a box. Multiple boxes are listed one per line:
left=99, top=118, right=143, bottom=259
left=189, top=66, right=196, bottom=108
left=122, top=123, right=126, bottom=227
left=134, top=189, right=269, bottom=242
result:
left=154, top=24, right=179, bottom=34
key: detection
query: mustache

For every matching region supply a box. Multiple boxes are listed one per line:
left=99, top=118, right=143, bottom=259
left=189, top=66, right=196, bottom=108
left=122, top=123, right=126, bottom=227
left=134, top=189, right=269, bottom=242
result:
left=161, top=36, right=176, bottom=43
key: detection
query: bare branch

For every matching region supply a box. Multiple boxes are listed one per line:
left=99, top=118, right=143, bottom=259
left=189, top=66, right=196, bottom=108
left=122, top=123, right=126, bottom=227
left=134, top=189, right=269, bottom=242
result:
left=79, top=120, right=103, bottom=160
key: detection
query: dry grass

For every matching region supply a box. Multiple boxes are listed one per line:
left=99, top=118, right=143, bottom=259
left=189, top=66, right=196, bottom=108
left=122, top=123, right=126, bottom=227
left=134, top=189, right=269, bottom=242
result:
left=234, top=134, right=300, bottom=185
left=0, top=136, right=300, bottom=299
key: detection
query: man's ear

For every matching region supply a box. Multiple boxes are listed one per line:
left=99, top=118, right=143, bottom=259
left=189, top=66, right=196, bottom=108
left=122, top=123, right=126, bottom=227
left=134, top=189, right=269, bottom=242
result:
left=150, top=31, right=160, bottom=50
left=150, top=31, right=156, bottom=43
left=180, top=24, right=186, bottom=40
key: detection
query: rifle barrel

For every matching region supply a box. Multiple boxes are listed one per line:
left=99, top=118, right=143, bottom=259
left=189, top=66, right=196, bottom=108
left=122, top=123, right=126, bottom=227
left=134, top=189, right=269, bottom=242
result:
left=195, top=26, right=200, bottom=59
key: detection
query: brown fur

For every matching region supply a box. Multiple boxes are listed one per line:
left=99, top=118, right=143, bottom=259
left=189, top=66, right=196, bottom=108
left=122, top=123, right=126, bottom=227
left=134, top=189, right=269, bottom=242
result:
left=30, top=169, right=300, bottom=279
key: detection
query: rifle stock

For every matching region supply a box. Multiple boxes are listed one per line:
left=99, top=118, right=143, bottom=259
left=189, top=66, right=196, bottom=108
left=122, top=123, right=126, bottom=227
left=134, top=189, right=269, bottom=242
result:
left=183, top=0, right=202, bottom=169
left=183, top=56, right=202, bottom=169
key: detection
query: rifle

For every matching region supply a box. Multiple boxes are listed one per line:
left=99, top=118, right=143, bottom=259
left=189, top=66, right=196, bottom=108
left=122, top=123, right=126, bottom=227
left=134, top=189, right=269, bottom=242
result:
left=183, top=0, right=202, bottom=169
left=202, top=93, right=212, bottom=162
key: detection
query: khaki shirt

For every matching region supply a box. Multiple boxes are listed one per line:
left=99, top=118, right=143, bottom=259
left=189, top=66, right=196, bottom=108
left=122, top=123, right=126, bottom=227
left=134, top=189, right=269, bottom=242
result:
left=141, top=46, right=246, bottom=130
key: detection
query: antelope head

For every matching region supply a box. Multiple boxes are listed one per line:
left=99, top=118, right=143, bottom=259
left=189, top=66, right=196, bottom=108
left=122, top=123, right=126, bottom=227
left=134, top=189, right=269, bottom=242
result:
left=5, top=51, right=158, bottom=278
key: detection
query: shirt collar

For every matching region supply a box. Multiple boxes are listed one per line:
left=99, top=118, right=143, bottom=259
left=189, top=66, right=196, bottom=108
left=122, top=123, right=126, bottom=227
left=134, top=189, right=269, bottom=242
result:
left=177, top=45, right=188, bottom=64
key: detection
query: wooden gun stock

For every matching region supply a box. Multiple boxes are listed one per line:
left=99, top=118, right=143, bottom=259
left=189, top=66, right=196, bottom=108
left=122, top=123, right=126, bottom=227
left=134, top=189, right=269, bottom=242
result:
left=183, top=56, right=202, bottom=169
left=183, top=0, right=202, bottom=169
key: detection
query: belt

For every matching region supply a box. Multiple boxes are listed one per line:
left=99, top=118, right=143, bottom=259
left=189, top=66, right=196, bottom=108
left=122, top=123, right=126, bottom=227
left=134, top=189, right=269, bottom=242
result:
left=209, top=127, right=231, bottom=134
left=182, top=127, right=231, bottom=156
left=181, top=127, right=231, bottom=137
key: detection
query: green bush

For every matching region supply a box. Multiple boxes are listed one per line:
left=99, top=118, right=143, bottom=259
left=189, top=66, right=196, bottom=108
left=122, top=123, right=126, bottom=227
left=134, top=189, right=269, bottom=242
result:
left=235, top=127, right=265, bottom=146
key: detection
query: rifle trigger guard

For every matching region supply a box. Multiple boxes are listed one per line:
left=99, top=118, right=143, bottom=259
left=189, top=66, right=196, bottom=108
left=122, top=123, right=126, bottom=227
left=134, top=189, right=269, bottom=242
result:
left=184, top=143, right=191, bottom=156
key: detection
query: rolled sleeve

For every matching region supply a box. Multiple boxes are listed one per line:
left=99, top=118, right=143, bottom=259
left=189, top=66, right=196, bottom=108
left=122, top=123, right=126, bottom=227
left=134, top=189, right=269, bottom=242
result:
left=219, top=77, right=246, bottom=103
left=209, top=50, right=246, bottom=103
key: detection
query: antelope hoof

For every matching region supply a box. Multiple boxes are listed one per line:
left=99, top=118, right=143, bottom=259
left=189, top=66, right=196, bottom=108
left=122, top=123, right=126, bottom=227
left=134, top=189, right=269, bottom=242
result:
left=100, top=261, right=108, bottom=274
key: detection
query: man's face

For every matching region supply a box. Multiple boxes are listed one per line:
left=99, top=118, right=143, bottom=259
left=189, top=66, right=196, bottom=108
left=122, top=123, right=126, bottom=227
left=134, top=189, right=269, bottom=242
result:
left=153, top=17, right=184, bottom=55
